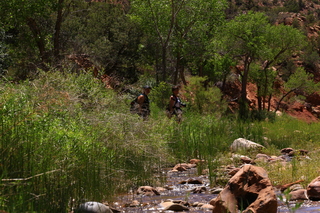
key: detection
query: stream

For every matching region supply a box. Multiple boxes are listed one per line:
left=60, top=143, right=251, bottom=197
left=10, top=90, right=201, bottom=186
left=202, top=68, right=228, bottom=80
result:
left=109, top=167, right=320, bottom=212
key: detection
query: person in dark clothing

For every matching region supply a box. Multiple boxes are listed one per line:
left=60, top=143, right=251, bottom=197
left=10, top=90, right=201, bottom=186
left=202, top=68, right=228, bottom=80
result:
left=167, top=85, right=186, bottom=123
left=135, top=85, right=151, bottom=120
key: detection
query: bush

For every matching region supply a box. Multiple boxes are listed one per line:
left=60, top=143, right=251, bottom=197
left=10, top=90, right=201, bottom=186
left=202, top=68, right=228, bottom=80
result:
left=184, top=76, right=227, bottom=115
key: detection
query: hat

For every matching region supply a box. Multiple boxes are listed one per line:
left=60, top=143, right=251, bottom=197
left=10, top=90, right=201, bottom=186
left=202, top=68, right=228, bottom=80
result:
left=143, top=85, right=152, bottom=89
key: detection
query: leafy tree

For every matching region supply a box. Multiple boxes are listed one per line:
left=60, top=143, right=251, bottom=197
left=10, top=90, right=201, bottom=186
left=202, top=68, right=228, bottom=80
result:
left=214, top=11, right=307, bottom=118
left=275, top=67, right=320, bottom=112
left=0, top=0, right=70, bottom=77
left=64, top=1, right=142, bottom=82
left=215, top=12, right=270, bottom=118
left=130, top=0, right=227, bottom=84
left=255, top=24, right=307, bottom=111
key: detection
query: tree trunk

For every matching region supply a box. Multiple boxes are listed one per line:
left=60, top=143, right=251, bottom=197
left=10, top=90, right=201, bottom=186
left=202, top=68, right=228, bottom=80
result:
left=54, top=0, right=64, bottom=61
left=26, top=18, right=46, bottom=62
left=161, top=45, right=167, bottom=81
left=275, top=89, right=295, bottom=112
left=239, top=56, right=251, bottom=119
left=174, top=52, right=180, bottom=85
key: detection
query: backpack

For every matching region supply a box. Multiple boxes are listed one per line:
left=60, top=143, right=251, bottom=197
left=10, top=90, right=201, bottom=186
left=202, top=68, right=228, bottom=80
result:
left=130, top=93, right=148, bottom=113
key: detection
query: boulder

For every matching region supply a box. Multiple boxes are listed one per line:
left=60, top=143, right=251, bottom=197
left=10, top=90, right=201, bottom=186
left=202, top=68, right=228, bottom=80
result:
left=210, top=164, right=277, bottom=213
left=136, top=186, right=160, bottom=196
left=307, top=176, right=320, bottom=200
left=160, top=201, right=189, bottom=211
left=289, top=189, right=308, bottom=200
left=76, top=202, right=113, bottom=213
left=230, top=138, right=265, bottom=152
left=200, top=203, right=213, bottom=210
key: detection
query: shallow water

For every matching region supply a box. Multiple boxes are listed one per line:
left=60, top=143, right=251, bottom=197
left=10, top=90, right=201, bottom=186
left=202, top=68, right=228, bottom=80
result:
left=111, top=168, right=320, bottom=212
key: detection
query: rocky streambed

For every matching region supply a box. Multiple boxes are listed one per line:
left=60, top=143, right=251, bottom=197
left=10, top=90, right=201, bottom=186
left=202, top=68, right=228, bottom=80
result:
left=75, top=138, right=320, bottom=213
left=108, top=167, right=320, bottom=213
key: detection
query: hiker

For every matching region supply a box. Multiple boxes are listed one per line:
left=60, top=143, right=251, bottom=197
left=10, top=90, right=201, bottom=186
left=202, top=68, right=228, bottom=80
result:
left=166, top=85, right=186, bottom=123
left=131, top=85, right=151, bottom=120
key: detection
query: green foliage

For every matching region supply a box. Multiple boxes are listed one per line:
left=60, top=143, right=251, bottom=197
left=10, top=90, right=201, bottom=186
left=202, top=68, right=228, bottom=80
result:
left=284, top=0, right=301, bottom=13
left=62, top=2, right=142, bottom=82
left=149, top=81, right=171, bottom=109
left=285, top=67, right=320, bottom=94
left=0, top=28, right=10, bottom=76
left=184, top=76, right=227, bottom=115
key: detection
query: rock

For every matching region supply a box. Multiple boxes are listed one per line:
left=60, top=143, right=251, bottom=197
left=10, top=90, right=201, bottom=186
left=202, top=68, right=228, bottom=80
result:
left=228, top=167, right=240, bottom=176
left=200, top=203, right=213, bottom=210
left=191, top=186, right=207, bottom=193
left=172, top=163, right=196, bottom=171
left=240, top=156, right=253, bottom=164
left=307, top=176, right=320, bottom=200
left=281, top=147, right=294, bottom=155
left=289, top=184, right=304, bottom=192
left=289, top=189, right=308, bottom=200
left=161, top=201, right=189, bottom=211
left=76, top=202, right=113, bottom=213
left=210, top=164, right=277, bottom=213
left=178, top=178, right=203, bottom=184
left=254, top=153, right=270, bottom=163
left=189, top=159, right=205, bottom=164
left=155, top=186, right=167, bottom=193
left=276, top=180, right=304, bottom=192
left=298, top=149, right=309, bottom=155
left=230, top=138, right=265, bottom=152
left=128, top=200, right=140, bottom=207
left=136, top=186, right=160, bottom=196
left=210, top=187, right=224, bottom=194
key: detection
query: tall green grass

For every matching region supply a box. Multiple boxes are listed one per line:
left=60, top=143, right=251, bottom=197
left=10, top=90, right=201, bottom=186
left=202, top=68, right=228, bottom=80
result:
left=1, top=71, right=320, bottom=212
left=0, top=72, right=170, bottom=212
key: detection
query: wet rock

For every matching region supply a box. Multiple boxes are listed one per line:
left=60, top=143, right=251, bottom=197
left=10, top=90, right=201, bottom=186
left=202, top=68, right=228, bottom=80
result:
left=230, top=138, right=265, bottom=152
left=172, top=163, right=196, bottom=171
left=210, top=164, right=277, bottom=213
left=200, top=203, right=213, bottom=210
left=75, top=201, right=113, bottom=213
left=161, top=201, right=189, bottom=211
left=289, top=189, right=308, bottom=200
left=178, top=178, right=203, bottom=184
left=126, top=200, right=140, bottom=207
left=210, top=187, right=224, bottom=194
left=136, top=186, right=160, bottom=196
left=190, top=186, right=207, bottom=193
left=307, top=176, right=320, bottom=200
left=155, top=186, right=167, bottom=193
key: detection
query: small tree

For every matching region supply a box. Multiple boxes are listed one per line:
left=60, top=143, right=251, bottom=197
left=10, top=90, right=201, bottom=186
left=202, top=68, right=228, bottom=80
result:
left=275, top=67, right=320, bottom=112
